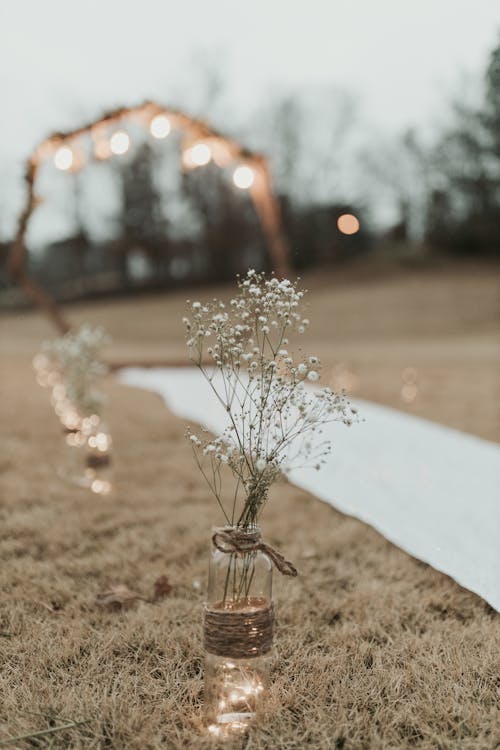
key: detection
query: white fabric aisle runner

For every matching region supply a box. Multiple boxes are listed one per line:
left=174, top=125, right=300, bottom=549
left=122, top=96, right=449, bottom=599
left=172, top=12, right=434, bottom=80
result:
left=119, top=367, right=500, bottom=611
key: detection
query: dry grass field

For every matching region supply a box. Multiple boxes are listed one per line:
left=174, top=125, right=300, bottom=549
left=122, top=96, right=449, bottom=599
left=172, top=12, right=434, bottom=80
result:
left=1, top=262, right=499, bottom=749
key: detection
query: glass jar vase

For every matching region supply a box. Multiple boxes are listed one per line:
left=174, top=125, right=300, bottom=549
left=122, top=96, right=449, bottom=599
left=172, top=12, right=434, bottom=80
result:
left=204, top=526, right=274, bottom=736
left=58, top=413, right=113, bottom=495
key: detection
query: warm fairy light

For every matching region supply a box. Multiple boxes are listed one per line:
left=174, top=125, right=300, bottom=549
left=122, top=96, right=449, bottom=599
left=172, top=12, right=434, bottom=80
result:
left=110, top=130, right=130, bottom=155
left=190, top=142, right=211, bottom=166
left=150, top=114, right=171, bottom=139
left=94, top=138, right=111, bottom=160
left=209, top=661, right=266, bottom=734
left=91, top=479, right=111, bottom=495
left=15, top=101, right=291, bottom=332
left=233, top=165, right=255, bottom=189
left=329, top=362, right=359, bottom=393
left=54, top=145, right=74, bottom=171
left=210, top=139, right=234, bottom=167
left=337, top=213, right=360, bottom=235
left=401, top=383, right=418, bottom=404
left=401, top=366, right=418, bottom=404
left=88, top=432, right=111, bottom=452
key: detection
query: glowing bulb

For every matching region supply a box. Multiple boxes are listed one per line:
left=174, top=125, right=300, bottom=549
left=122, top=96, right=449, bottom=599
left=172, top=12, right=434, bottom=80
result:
left=337, top=213, right=360, bottom=235
left=94, top=138, right=111, bottom=160
left=110, top=130, right=130, bottom=155
left=91, top=479, right=111, bottom=495
left=150, top=114, right=171, bottom=139
left=233, top=165, right=255, bottom=189
left=401, top=382, right=418, bottom=403
left=190, top=142, right=211, bottom=166
left=52, top=384, right=66, bottom=400
left=54, top=146, right=73, bottom=171
left=33, top=354, right=49, bottom=372
left=96, top=432, right=110, bottom=451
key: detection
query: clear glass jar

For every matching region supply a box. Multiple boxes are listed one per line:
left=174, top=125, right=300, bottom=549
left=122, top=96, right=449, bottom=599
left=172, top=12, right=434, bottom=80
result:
left=58, top=414, right=113, bottom=495
left=204, top=526, right=273, bottom=736
left=58, top=422, right=87, bottom=485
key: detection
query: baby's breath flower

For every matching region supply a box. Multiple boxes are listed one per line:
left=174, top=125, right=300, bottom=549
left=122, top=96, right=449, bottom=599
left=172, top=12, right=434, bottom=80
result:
left=183, top=270, right=358, bottom=528
left=40, top=325, right=110, bottom=421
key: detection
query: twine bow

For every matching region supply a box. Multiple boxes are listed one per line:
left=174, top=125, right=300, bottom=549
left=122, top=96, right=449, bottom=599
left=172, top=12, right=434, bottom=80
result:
left=212, top=527, right=298, bottom=577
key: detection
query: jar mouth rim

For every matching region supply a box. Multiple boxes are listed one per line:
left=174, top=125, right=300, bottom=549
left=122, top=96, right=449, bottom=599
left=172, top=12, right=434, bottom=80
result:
left=213, top=524, right=261, bottom=534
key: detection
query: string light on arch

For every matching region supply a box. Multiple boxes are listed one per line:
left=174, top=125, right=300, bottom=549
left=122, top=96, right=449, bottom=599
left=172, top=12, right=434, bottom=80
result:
left=150, top=113, right=171, bottom=139
left=9, top=100, right=291, bottom=334
left=93, top=138, right=111, bottom=161
left=233, top=164, right=255, bottom=189
left=189, top=142, right=212, bottom=166
left=54, top=145, right=74, bottom=171
left=109, top=130, right=130, bottom=155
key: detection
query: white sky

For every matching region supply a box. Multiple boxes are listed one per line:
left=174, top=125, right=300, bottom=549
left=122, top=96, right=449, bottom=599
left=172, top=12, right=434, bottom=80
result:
left=1, top=0, right=499, bottom=237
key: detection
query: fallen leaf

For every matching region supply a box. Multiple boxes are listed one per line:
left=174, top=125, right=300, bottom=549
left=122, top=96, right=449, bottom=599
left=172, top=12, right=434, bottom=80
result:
left=95, top=583, right=147, bottom=609
left=153, top=575, right=172, bottom=599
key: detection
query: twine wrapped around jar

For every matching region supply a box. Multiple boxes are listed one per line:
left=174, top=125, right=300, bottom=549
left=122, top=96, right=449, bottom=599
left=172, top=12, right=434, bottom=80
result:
left=203, top=526, right=297, bottom=659
left=86, top=453, right=111, bottom=470
left=211, top=527, right=298, bottom=577
left=204, top=602, right=274, bottom=659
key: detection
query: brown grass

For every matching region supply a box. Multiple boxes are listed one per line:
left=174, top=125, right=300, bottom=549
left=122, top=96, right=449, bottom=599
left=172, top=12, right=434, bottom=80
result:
left=1, top=263, right=499, bottom=749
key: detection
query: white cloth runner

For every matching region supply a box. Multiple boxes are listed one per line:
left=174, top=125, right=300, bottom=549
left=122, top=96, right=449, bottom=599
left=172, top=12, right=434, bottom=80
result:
left=118, top=367, right=500, bottom=611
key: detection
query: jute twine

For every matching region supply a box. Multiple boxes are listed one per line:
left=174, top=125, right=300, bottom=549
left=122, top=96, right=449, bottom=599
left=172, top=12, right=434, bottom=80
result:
left=212, top=527, right=298, bottom=578
left=86, top=453, right=111, bottom=470
left=204, top=601, right=274, bottom=658
left=203, top=527, right=298, bottom=659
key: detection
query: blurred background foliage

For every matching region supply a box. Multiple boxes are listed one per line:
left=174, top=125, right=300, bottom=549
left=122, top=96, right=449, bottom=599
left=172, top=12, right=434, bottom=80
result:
left=1, top=35, right=500, bottom=308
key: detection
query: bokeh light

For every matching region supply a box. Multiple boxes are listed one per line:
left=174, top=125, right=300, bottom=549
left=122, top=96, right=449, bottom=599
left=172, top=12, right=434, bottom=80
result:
left=190, top=142, right=211, bottom=166
left=337, top=213, right=360, bottom=235
left=54, top=145, right=74, bottom=171
left=150, top=114, right=171, bottom=139
left=401, top=366, right=418, bottom=403
left=93, top=138, right=111, bottom=160
left=233, top=165, right=255, bottom=189
left=110, top=130, right=130, bottom=155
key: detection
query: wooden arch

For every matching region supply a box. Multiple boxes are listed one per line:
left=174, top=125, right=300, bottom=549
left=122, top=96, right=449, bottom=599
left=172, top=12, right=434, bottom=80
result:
left=9, top=100, right=291, bottom=333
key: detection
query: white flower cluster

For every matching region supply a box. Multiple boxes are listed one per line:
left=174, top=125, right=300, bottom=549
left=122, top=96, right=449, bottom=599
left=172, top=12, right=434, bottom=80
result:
left=34, top=324, right=110, bottom=426
left=183, top=270, right=358, bottom=527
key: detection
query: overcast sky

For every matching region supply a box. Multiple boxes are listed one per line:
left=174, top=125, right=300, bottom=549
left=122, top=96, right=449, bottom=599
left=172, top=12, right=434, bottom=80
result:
left=1, top=0, right=500, bottom=237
